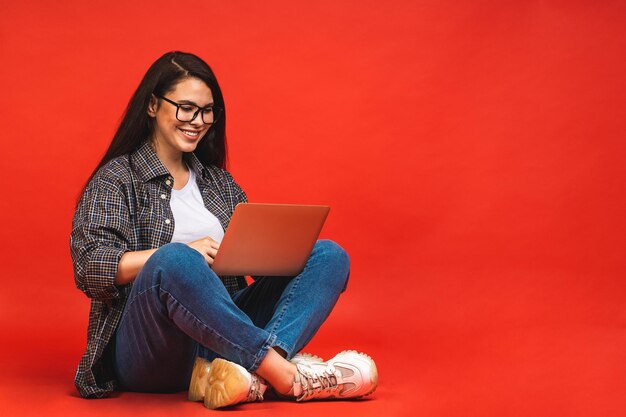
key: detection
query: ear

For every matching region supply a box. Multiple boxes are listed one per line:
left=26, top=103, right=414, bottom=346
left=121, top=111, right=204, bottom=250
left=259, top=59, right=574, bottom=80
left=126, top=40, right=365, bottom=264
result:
left=147, top=94, right=159, bottom=118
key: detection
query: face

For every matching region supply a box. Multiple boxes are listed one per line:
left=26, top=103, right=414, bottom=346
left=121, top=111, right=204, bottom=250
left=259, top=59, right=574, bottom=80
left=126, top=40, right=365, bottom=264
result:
left=148, top=77, right=214, bottom=158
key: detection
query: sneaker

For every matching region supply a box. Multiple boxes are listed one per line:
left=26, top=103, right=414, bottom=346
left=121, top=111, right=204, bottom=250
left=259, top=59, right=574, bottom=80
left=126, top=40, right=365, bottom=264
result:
left=188, top=356, right=212, bottom=402
left=292, top=350, right=378, bottom=401
left=188, top=357, right=267, bottom=409
left=290, top=352, right=324, bottom=366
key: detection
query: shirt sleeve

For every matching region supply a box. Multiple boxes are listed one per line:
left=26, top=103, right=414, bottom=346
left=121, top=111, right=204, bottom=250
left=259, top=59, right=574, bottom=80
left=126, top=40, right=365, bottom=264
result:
left=223, top=170, right=248, bottom=206
left=70, top=176, right=131, bottom=300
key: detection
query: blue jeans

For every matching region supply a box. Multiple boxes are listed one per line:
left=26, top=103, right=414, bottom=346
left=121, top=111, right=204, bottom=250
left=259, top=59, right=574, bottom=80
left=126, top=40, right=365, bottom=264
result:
left=112, top=240, right=350, bottom=392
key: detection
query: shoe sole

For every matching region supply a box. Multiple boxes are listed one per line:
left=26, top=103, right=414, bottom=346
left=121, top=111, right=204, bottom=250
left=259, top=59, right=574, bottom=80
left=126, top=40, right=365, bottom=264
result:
left=188, top=356, right=211, bottom=402
left=291, top=352, right=324, bottom=364
left=334, top=350, right=379, bottom=398
left=203, top=358, right=250, bottom=410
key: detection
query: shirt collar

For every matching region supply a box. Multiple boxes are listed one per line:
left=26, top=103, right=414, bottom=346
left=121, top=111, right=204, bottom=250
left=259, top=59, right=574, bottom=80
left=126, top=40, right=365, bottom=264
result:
left=184, top=150, right=211, bottom=183
left=131, top=141, right=210, bottom=183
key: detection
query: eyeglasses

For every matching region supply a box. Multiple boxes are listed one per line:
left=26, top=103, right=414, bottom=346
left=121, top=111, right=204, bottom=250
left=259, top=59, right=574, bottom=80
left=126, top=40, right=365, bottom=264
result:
left=156, top=95, right=223, bottom=125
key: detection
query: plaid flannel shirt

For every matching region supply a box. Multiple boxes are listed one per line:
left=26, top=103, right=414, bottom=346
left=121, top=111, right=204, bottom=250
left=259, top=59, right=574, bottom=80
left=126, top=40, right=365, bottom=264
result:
left=70, top=141, right=248, bottom=398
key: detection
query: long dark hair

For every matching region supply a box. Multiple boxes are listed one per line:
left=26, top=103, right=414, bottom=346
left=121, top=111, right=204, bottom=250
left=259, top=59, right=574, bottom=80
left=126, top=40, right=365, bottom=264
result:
left=80, top=51, right=227, bottom=197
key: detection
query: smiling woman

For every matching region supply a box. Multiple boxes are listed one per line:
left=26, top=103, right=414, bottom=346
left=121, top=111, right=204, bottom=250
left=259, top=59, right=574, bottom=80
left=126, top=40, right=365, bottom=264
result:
left=147, top=78, right=215, bottom=188
left=69, top=51, right=377, bottom=410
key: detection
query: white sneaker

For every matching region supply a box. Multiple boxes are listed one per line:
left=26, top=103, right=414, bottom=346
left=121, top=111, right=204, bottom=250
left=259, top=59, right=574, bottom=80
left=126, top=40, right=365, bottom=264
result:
left=188, top=357, right=267, bottom=409
left=290, top=352, right=324, bottom=366
left=292, top=350, right=378, bottom=401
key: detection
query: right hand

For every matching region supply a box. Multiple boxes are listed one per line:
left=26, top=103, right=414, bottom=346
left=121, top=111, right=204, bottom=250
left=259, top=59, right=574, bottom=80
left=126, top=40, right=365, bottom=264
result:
left=187, top=237, right=220, bottom=265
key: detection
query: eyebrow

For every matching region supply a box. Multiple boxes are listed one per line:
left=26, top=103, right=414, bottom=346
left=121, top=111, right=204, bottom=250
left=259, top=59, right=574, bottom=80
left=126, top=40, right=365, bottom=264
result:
left=177, top=99, right=214, bottom=108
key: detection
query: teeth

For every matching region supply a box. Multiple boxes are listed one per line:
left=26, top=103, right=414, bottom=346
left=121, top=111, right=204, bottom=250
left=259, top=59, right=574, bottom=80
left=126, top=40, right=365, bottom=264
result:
left=181, top=129, right=199, bottom=137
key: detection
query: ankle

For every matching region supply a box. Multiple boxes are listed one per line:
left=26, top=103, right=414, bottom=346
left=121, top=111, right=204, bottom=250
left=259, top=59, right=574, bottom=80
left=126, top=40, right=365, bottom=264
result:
left=272, top=377, right=297, bottom=397
left=255, top=349, right=298, bottom=396
left=262, top=364, right=297, bottom=396
left=272, top=346, right=288, bottom=358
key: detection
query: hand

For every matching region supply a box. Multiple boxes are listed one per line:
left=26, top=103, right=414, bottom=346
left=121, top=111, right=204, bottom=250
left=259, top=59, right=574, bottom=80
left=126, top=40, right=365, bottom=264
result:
left=187, top=237, right=220, bottom=265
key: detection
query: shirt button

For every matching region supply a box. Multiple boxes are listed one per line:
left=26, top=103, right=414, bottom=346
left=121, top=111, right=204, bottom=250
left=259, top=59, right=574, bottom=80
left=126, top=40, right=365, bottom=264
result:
left=165, top=219, right=171, bottom=225
left=161, top=194, right=167, bottom=199
left=165, top=180, right=171, bottom=186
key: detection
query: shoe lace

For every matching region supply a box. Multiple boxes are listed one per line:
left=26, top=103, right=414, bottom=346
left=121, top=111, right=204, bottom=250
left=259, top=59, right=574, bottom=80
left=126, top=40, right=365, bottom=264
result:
left=295, top=363, right=340, bottom=401
left=246, top=374, right=266, bottom=402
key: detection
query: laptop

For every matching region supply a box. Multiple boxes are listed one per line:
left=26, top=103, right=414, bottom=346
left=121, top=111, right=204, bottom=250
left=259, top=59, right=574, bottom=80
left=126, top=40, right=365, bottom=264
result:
left=211, top=203, right=330, bottom=276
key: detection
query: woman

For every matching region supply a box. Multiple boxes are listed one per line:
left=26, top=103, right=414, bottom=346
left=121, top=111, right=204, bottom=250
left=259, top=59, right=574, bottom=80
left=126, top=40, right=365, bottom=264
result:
left=70, top=51, right=378, bottom=410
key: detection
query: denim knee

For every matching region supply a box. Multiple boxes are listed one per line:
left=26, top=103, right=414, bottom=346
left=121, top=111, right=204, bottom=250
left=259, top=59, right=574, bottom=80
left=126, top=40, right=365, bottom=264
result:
left=147, top=242, right=217, bottom=290
left=149, top=242, right=199, bottom=268
left=313, top=239, right=351, bottom=292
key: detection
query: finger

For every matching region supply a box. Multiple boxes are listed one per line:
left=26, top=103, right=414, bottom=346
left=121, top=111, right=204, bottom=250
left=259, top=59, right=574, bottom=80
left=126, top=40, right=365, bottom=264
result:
left=207, top=246, right=218, bottom=259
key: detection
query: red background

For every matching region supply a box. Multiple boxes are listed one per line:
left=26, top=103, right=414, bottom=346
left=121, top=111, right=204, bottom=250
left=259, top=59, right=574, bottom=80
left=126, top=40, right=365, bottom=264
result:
left=1, top=1, right=626, bottom=416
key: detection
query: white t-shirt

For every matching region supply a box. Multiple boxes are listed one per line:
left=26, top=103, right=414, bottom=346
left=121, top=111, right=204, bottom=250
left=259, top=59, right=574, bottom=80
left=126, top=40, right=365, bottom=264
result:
left=169, top=168, right=225, bottom=244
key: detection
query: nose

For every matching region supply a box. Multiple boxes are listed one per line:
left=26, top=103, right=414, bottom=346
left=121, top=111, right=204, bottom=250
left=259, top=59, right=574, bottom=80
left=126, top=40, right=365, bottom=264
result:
left=189, top=111, right=204, bottom=127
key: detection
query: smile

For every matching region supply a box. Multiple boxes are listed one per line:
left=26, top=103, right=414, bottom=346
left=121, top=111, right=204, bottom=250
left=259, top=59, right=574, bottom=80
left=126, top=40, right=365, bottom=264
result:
left=179, top=128, right=201, bottom=138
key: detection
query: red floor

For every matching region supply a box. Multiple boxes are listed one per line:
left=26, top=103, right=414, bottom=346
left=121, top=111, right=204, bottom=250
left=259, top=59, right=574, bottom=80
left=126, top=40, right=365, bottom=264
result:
left=2, top=266, right=625, bottom=417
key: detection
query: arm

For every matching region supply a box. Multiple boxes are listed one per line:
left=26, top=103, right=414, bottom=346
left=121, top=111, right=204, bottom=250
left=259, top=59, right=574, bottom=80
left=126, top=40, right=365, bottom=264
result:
left=114, top=236, right=220, bottom=285
left=71, top=175, right=133, bottom=299
left=114, top=249, right=157, bottom=285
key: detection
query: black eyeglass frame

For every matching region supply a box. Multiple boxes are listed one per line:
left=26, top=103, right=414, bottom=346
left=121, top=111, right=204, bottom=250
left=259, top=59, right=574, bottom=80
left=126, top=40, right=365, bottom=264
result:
left=156, top=95, right=223, bottom=125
